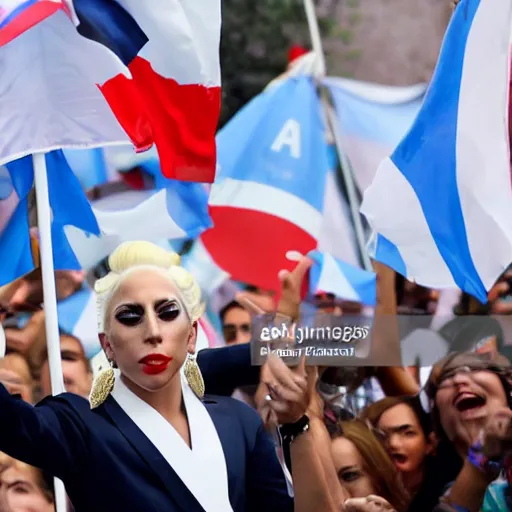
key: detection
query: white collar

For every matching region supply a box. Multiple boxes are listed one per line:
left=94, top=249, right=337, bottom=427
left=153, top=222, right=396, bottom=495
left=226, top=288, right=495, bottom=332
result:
left=111, top=375, right=232, bottom=512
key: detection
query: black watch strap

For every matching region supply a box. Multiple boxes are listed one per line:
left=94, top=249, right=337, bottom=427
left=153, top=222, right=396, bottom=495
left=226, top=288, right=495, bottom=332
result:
left=280, top=415, right=310, bottom=444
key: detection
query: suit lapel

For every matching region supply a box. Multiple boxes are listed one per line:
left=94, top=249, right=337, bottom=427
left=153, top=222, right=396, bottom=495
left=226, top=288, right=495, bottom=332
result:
left=101, top=396, right=204, bottom=512
left=203, top=397, right=242, bottom=500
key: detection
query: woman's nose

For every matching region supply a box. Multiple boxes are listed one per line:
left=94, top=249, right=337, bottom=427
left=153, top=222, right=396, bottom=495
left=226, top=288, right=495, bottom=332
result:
left=144, top=312, right=162, bottom=343
left=387, top=433, right=401, bottom=450
left=452, top=370, right=472, bottom=386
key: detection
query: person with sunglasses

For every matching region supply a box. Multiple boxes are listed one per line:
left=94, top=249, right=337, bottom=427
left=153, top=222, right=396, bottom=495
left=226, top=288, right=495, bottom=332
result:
left=220, top=300, right=252, bottom=345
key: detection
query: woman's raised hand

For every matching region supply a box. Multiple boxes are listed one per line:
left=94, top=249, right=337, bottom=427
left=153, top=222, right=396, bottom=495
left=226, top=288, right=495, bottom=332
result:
left=343, top=495, right=397, bottom=512
left=276, top=251, right=312, bottom=320
left=262, top=354, right=312, bottom=425
left=481, top=408, right=512, bottom=460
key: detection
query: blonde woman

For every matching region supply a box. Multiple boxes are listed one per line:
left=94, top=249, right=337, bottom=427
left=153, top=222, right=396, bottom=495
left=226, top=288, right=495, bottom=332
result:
left=0, top=241, right=327, bottom=512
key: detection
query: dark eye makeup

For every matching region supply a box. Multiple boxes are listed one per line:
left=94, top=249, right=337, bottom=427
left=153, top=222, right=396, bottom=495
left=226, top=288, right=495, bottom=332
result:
left=115, top=304, right=145, bottom=326
left=114, top=300, right=181, bottom=326
left=155, top=300, right=180, bottom=321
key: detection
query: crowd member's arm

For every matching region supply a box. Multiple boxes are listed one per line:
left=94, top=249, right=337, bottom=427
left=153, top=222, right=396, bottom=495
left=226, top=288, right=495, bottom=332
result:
left=306, top=374, right=349, bottom=507
left=263, top=355, right=339, bottom=512
left=439, top=408, right=512, bottom=511
left=371, top=261, right=420, bottom=396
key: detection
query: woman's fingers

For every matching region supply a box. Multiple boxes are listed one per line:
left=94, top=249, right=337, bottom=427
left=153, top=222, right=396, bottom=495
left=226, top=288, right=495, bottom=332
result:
left=268, top=381, right=302, bottom=404
left=344, top=496, right=396, bottom=511
left=266, top=354, right=305, bottom=395
left=235, top=292, right=266, bottom=316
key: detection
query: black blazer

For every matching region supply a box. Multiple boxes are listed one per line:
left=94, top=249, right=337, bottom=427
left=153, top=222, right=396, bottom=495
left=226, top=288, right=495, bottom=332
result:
left=0, top=344, right=292, bottom=511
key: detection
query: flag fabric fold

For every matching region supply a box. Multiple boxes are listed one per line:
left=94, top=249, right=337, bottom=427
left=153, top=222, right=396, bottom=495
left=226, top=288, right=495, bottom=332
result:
left=308, top=250, right=376, bottom=306
left=57, top=286, right=101, bottom=359
left=0, top=160, right=34, bottom=285
left=0, top=0, right=221, bottom=183
left=361, top=0, right=512, bottom=302
left=62, top=160, right=212, bottom=270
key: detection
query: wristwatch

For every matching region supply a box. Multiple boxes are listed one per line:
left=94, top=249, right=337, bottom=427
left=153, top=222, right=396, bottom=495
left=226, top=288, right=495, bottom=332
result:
left=280, top=415, right=310, bottom=444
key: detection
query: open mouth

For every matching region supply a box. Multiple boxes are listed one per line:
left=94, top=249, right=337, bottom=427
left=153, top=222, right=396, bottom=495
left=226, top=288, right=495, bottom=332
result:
left=391, top=453, right=408, bottom=464
left=453, top=392, right=486, bottom=412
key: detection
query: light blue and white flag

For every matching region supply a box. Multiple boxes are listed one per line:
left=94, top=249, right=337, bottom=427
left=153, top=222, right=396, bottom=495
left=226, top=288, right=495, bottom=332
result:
left=57, top=287, right=101, bottom=360
left=361, top=0, right=512, bottom=302
left=307, top=250, right=376, bottom=306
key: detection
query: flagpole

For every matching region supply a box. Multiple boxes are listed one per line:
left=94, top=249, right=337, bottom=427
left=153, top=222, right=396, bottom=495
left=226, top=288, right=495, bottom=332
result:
left=302, top=0, right=372, bottom=271
left=32, top=152, right=68, bottom=512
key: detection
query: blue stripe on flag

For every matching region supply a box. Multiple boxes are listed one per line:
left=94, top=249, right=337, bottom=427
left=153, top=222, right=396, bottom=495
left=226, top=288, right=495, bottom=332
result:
left=308, top=250, right=377, bottom=306
left=63, top=148, right=108, bottom=189
left=389, top=0, right=484, bottom=299
left=57, top=286, right=90, bottom=334
left=328, top=85, right=425, bottom=147
left=0, top=160, right=34, bottom=285
left=46, top=151, right=100, bottom=271
left=375, top=234, right=407, bottom=278
left=73, top=0, right=148, bottom=67
left=165, top=181, right=212, bottom=239
left=0, top=0, right=38, bottom=29
left=216, top=76, right=328, bottom=212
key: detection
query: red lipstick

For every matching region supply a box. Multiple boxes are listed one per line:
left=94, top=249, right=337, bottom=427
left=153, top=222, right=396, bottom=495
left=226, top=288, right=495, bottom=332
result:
left=139, top=354, right=172, bottom=375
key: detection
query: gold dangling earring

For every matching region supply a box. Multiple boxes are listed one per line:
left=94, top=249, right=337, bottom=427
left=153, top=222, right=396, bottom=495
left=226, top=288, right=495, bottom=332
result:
left=89, top=359, right=115, bottom=409
left=184, top=353, right=204, bottom=399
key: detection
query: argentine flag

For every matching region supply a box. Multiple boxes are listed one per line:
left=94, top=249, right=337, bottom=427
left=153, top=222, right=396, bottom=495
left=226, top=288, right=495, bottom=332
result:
left=361, top=0, right=512, bottom=302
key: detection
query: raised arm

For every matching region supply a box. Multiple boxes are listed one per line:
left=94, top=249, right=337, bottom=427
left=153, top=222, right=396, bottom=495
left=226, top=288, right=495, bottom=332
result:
left=0, top=384, right=88, bottom=480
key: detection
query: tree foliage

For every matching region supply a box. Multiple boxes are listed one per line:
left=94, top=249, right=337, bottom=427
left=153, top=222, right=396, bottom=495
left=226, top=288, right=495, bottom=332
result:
left=219, top=0, right=341, bottom=127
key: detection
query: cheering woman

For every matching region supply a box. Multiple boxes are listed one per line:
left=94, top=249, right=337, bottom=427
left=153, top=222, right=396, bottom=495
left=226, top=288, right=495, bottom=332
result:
left=0, top=241, right=334, bottom=512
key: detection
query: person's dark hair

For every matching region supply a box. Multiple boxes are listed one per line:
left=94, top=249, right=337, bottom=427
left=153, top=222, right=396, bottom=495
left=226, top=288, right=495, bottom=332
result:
left=219, top=301, right=244, bottom=324
left=40, top=469, right=55, bottom=503
left=361, top=395, right=432, bottom=438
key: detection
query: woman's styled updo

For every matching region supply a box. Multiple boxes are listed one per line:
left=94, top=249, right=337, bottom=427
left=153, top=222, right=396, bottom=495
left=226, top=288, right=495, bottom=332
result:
left=95, top=241, right=204, bottom=333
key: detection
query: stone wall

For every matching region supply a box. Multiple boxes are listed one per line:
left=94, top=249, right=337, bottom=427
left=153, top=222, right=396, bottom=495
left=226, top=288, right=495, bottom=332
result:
left=322, top=0, right=453, bottom=85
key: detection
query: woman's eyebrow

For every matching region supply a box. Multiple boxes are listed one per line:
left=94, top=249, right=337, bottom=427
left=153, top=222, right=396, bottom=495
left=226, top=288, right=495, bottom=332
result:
left=154, top=298, right=179, bottom=307
left=114, top=303, right=142, bottom=313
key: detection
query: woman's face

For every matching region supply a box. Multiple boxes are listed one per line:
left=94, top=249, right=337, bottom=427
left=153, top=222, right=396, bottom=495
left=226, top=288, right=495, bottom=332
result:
left=103, top=269, right=196, bottom=393
left=435, top=369, right=507, bottom=449
left=2, top=464, right=54, bottom=512
left=331, top=437, right=375, bottom=499
left=377, top=403, right=431, bottom=475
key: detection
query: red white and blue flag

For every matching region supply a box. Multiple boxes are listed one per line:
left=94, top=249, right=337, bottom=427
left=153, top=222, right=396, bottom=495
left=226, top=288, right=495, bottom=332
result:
left=202, top=76, right=330, bottom=292
left=0, top=0, right=221, bottom=183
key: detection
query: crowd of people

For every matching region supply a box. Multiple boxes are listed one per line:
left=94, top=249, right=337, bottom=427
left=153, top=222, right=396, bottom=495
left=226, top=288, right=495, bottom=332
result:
left=0, top=241, right=510, bottom=511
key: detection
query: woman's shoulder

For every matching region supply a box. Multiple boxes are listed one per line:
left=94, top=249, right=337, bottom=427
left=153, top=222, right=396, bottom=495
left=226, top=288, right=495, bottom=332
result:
left=36, top=392, right=94, bottom=424
left=203, top=394, right=263, bottom=432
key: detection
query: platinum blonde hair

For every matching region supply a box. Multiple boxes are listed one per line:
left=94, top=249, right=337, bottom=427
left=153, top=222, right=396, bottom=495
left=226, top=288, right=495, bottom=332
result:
left=95, top=241, right=204, bottom=333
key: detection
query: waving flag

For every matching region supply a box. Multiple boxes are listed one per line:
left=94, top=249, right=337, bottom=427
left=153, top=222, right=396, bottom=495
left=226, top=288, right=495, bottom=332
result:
left=202, top=76, right=330, bottom=292
left=308, top=250, right=376, bottom=306
left=63, top=177, right=212, bottom=270
left=361, top=0, right=512, bottom=302
left=57, top=287, right=101, bottom=359
left=325, top=78, right=427, bottom=193
left=0, top=151, right=212, bottom=282
left=0, top=0, right=221, bottom=183
left=0, top=162, right=34, bottom=286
